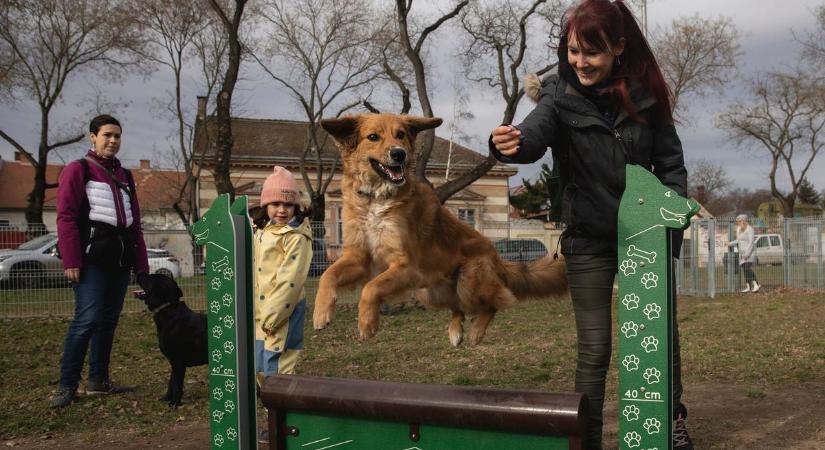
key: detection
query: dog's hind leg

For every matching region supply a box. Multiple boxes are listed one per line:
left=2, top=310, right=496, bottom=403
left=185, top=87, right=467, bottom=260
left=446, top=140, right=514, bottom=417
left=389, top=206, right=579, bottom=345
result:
left=468, top=310, right=497, bottom=346
left=313, top=250, right=370, bottom=330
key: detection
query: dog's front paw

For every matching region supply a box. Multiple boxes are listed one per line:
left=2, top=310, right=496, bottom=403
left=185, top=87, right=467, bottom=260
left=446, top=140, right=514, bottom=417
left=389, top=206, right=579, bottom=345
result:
left=312, top=287, right=337, bottom=330
left=358, top=306, right=380, bottom=340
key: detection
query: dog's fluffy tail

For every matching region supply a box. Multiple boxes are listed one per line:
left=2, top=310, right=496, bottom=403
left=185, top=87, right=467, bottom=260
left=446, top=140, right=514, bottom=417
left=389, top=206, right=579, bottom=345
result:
left=500, top=256, right=569, bottom=300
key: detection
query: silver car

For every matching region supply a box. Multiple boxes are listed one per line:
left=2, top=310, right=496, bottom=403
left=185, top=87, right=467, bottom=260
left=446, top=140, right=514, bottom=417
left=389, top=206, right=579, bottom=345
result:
left=0, top=233, right=63, bottom=288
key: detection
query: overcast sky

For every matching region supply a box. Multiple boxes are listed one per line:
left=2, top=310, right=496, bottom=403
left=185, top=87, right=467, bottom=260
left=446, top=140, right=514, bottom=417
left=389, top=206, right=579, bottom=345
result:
left=1, top=0, right=823, bottom=194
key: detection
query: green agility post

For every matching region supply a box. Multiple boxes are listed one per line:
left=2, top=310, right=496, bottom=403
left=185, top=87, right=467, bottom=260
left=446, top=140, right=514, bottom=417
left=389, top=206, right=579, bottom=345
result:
left=617, top=165, right=698, bottom=450
left=191, top=194, right=257, bottom=449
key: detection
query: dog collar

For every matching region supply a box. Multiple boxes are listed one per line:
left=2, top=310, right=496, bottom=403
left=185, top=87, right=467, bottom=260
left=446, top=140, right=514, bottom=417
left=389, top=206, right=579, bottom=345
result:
left=150, top=302, right=176, bottom=315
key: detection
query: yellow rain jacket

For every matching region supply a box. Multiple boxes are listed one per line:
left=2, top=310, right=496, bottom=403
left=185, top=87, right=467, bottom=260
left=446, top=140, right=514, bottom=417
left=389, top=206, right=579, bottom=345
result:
left=253, top=216, right=312, bottom=376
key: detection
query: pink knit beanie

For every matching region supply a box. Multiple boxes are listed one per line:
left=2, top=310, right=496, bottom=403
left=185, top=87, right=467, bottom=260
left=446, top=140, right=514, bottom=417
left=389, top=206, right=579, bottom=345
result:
left=260, top=166, right=300, bottom=207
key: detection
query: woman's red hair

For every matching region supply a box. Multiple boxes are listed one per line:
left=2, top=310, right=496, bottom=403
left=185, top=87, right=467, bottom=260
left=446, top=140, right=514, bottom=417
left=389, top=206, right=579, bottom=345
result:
left=560, top=0, right=673, bottom=123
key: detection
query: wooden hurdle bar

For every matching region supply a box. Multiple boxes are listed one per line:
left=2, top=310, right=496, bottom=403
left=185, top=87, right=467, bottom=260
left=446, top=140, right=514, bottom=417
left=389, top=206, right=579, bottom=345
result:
left=260, top=374, right=588, bottom=450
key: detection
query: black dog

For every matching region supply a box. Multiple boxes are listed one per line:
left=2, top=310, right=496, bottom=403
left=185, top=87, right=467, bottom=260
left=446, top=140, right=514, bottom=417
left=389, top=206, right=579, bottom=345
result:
left=136, top=273, right=207, bottom=406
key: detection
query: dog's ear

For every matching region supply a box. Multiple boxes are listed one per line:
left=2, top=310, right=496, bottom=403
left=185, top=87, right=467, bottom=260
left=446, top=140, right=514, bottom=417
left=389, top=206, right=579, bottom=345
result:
left=137, top=272, right=152, bottom=292
left=321, top=116, right=359, bottom=149
left=403, top=115, right=443, bottom=139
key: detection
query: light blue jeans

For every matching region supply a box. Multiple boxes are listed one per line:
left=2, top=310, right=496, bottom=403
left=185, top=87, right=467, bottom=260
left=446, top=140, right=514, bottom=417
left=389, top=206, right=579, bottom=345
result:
left=58, top=265, right=130, bottom=389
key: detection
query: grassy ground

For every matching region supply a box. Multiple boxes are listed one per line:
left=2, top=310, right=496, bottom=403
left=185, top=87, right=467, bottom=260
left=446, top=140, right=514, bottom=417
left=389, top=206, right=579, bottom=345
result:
left=0, top=290, right=823, bottom=448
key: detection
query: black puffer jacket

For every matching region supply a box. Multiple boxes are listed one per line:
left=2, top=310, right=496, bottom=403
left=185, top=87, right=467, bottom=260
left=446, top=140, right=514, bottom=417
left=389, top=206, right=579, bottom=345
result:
left=492, top=73, right=687, bottom=255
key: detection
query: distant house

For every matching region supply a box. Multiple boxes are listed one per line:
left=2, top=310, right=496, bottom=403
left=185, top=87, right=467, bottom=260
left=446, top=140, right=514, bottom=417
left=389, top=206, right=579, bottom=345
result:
left=191, top=98, right=517, bottom=257
left=0, top=153, right=191, bottom=231
left=757, top=199, right=823, bottom=219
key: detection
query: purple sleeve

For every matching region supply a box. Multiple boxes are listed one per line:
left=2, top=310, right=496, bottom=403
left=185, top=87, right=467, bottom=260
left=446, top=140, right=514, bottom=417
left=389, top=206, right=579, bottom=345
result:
left=128, top=177, right=150, bottom=274
left=56, top=162, right=85, bottom=270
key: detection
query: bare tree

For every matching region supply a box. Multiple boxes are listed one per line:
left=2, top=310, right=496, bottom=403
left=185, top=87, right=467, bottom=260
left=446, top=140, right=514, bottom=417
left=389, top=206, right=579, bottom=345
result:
left=395, top=0, right=469, bottom=185
left=796, top=5, right=825, bottom=69
left=207, top=0, right=248, bottom=200
left=686, top=158, right=732, bottom=204
left=651, top=15, right=742, bottom=117
left=717, top=70, right=825, bottom=217
left=254, top=0, right=384, bottom=222
left=431, top=0, right=565, bottom=202
left=138, top=0, right=212, bottom=226
left=0, top=0, right=145, bottom=231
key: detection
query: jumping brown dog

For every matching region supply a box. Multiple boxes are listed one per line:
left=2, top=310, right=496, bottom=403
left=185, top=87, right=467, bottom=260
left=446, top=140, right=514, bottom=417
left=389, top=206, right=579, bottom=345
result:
left=313, top=113, right=568, bottom=346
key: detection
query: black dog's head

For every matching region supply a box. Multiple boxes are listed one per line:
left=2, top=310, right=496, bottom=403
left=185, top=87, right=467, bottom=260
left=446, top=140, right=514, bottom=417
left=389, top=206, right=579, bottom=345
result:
left=136, top=273, right=183, bottom=312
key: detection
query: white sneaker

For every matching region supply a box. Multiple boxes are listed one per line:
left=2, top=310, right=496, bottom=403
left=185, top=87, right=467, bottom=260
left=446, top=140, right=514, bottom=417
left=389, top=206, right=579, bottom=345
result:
left=740, top=285, right=751, bottom=293
left=751, top=282, right=760, bottom=293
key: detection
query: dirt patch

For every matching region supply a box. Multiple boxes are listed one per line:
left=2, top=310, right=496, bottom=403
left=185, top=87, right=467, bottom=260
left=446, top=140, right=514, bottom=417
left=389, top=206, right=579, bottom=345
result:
left=5, top=382, right=824, bottom=449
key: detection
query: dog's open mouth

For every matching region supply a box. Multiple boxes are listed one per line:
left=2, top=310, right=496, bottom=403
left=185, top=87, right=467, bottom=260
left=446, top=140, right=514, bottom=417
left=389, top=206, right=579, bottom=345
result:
left=369, top=158, right=405, bottom=184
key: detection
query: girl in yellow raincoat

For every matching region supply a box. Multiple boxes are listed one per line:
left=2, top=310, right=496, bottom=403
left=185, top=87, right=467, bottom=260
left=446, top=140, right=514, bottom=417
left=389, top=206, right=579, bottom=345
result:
left=253, top=166, right=313, bottom=378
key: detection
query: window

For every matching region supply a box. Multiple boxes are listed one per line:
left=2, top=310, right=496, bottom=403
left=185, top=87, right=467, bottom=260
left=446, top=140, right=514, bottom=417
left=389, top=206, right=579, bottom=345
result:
left=770, top=236, right=780, bottom=247
left=756, top=237, right=768, bottom=248
left=458, top=208, right=476, bottom=227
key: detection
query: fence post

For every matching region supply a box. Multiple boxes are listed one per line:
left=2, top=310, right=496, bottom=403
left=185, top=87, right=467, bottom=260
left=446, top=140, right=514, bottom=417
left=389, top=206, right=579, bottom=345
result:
left=783, top=218, right=790, bottom=287
left=707, top=219, right=716, bottom=299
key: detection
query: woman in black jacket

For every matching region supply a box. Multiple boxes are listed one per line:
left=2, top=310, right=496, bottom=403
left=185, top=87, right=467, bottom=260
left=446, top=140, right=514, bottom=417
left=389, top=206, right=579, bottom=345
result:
left=490, top=1, right=691, bottom=449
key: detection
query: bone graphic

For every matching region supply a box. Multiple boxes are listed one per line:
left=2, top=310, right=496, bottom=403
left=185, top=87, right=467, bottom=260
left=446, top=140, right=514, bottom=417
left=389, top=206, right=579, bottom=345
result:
left=211, top=255, right=230, bottom=272
left=627, top=244, right=657, bottom=264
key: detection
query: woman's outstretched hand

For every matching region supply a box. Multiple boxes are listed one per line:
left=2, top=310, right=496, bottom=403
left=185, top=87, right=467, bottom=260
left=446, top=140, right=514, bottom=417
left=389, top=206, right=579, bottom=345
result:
left=491, top=125, right=522, bottom=156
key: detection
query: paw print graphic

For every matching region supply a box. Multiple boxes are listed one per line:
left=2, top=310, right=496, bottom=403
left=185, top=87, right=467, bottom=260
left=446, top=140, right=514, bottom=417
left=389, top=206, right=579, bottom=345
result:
left=223, top=267, right=234, bottom=280
left=620, top=321, right=640, bottom=338
left=641, top=272, right=658, bottom=289
left=641, top=335, right=659, bottom=353
left=223, top=315, right=235, bottom=329
left=210, top=277, right=222, bottom=290
left=643, top=417, right=662, bottom=434
left=622, top=354, right=640, bottom=371
left=211, top=349, right=223, bottom=363
left=212, top=409, right=225, bottom=423
left=210, top=300, right=221, bottom=314
left=623, top=431, right=642, bottom=448
left=622, top=293, right=640, bottom=310
left=643, top=302, right=661, bottom=320
left=643, top=367, right=662, bottom=384
left=223, top=340, right=235, bottom=354
left=222, top=293, right=233, bottom=307
left=622, top=404, right=641, bottom=421
left=212, top=325, right=223, bottom=339
left=620, top=259, right=638, bottom=276
left=224, top=379, right=236, bottom=392
left=214, top=433, right=224, bottom=447
left=224, top=399, right=236, bottom=413
left=212, top=387, right=224, bottom=401
left=226, top=428, right=238, bottom=441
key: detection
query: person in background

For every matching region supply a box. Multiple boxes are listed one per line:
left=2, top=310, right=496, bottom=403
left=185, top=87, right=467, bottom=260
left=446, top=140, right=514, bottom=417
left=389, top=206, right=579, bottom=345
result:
left=489, top=1, right=692, bottom=448
left=51, top=114, right=149, bottom=408
left=734, top=214, right=760, bottom=293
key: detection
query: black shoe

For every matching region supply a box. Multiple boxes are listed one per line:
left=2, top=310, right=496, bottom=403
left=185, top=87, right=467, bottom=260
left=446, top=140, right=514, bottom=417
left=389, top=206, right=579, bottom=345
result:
left=673, top=404, right=694, bottom=449
left=49, top=386, right=76, bottom=408
left=86, top=380, right=135, bottom=395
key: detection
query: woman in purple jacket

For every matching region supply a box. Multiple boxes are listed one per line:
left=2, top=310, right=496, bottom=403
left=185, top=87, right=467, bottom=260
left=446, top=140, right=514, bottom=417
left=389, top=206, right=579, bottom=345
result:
left=50, top=115, right=149, bottom=408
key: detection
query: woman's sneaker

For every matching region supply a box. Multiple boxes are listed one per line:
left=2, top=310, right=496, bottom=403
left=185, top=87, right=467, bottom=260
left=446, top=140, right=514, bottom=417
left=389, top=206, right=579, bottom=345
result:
left=673, top=404, right=694, bottom=449
left=49, top=386, right=77, bottom=408
left=751, top=281, right=761, bottom=292
left=86, top=380, right=135, bottom=395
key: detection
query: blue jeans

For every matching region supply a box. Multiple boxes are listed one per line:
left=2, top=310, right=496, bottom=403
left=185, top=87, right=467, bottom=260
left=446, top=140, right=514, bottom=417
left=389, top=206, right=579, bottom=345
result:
left=59, top=265, right=130, bottom=389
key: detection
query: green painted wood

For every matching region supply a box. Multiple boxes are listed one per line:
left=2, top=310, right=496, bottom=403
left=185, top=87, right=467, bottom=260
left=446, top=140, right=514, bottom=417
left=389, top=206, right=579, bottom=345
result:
left=192, top=194, right=257, bottom=449
left=282, top=412, right=572, bottom=450
left=616, top=165, right=698, bottom=450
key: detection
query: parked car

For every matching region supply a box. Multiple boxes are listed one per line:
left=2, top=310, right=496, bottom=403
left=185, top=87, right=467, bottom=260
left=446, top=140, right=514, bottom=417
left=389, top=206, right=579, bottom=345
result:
left=494, top=238, right=548, bottom=262
left=0, top=233, right=63, bottom=288
left=309, top=238, right=332, bottom=276
left=147, top=248, right=182, bottom=279
left=724, top=233, right=786, bottom=267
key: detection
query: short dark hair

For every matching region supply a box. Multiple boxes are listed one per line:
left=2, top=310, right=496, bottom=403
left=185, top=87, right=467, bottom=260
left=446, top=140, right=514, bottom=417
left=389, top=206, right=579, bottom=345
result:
left=89, top=114, right=122, bottom=134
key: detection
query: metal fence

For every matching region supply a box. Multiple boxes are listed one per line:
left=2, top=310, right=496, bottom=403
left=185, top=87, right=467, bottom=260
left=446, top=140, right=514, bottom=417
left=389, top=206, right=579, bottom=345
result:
left=678, top=216, right=824, bottom=297
left=1, top=217, right=822, bottom=317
